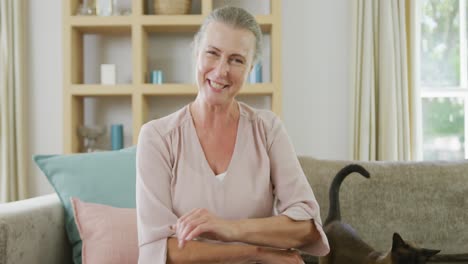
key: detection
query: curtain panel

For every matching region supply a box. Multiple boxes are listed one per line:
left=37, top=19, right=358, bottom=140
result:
left=0, top=0, right=29, bottom=202
left=350, top=0, right=420, bottom=161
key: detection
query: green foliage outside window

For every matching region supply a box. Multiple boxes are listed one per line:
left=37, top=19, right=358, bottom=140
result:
left=421, top=0, right=465, bottom=160
left=421, top=0, right=460, bottom=87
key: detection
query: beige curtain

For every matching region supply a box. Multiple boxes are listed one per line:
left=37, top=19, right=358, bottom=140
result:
left=350, top=0, right=420, bottom=161
left=0, top=0, right=28, bottom=202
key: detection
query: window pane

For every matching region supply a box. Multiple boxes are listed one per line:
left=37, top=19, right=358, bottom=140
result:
left=421, top=0, right=460, bottom=87
left=422, top=97, right=465, bottom=160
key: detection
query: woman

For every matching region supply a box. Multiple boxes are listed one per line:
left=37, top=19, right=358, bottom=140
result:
left=136, top=6, right=329, bottom=264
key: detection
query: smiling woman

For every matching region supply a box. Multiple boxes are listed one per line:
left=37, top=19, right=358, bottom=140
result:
left=136, top=6, right=330, bottom=264
left=194, top=21, right=256, bottom=110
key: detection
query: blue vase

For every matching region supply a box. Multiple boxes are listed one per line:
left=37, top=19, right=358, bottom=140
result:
left=249, top=63, right=262, bottom=83
left=151, top=70, right=163, bottom=84
left=110, top=124, right=124, bottom=150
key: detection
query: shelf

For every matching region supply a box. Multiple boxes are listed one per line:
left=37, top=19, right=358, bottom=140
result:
left=69, top=16, right=133, bottom=25
left=67, top=15, right=273, bottom=33
left=68, top=16, right=132, bottom=33
left=141, top=15, right=204, bottom=32
left=256, top=15, right=274, bottom=32
left=241, top=83, right=275, bottom=94
left=141, top=83, right=274, bottom=95
left=68, top=85, right=134, bottom=96
left=141, top=15, right=273, bottom=33
left=67, top=83, right=274, bottom=96
left=141, top=84, right=197, bottom=95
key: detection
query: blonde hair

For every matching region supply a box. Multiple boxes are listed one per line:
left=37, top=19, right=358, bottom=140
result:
left=193, top=6, right=263, bottom=64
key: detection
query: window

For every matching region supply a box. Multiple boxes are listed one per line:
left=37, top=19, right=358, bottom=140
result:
left=420, top=0, right=467, bottom=160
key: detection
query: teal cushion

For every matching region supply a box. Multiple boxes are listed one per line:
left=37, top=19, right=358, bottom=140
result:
left=33, top=146, right=137, bottom=264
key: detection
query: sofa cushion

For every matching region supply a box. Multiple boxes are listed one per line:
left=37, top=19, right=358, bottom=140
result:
left=298, top=156, right=468, bottom=254
left=33, top=147, right=136, bottom=264
left=71, top=198, right=138, bottom=264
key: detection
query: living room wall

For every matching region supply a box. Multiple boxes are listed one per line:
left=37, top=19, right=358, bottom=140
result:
left=26, top=0, right=353, bottom=197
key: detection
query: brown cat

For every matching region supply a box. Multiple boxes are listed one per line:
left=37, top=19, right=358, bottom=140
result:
left=318, top=164, right=440, bottom=264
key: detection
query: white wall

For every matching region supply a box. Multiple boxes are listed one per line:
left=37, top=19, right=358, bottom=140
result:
left=26, top=0, right=352, bottom=197
left=282, top=1, right=352, bottom=159
left=27, top=0, right=63, bottom=196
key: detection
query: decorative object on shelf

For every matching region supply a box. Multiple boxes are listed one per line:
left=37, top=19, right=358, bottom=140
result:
left=145, top=0, right=154, bottom=15
left=118, top=8, right=132, bottom=16
left=111, top=124, right=124, bottom=150
left=78, top=125, right=107, bottom=153
left=96, top=0, right=115, bottom=16
left=154, top=0, right=191, bottom=15
left=101, top=64, right=116, bottom=85
left=150, top=70, right=163, bottom=84
left=113, top=0, right=132, bottom=16
left=249, top=63, right=263, bottom=83
left=76, top=0, right=96, bottom=15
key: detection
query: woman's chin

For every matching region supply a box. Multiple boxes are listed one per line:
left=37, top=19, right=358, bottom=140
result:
left=201, top=94, right=232, bottom=106
left=206, top=98, right=229, bottom=106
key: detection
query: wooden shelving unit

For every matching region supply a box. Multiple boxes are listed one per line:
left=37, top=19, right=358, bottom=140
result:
left=63, top=0, right=282, bottom=153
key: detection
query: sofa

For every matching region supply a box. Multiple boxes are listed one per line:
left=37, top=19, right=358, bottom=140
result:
left=1, top=156, right=467, bottom=264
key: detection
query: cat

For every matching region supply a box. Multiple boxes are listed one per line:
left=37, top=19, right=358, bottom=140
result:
left=318, top=164, right=441, bottom=264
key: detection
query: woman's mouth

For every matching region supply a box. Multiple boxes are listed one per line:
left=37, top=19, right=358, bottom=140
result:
left=208, top=79, right=229, bottom=91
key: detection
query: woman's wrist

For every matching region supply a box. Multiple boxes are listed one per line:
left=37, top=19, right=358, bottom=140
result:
left=255, top=246, right=267, bottom=261
left=252, top=245, right=265, bottom=263
left=226, top=219, right=243, bottom=242
left=255, top=246, right=279, bottom=263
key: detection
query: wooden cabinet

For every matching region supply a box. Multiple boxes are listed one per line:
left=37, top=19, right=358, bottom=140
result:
left=63, top=0, right=282, bottom=153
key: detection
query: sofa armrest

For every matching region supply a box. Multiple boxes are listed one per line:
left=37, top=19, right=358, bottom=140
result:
left=0, top=193, right=72, bottom=264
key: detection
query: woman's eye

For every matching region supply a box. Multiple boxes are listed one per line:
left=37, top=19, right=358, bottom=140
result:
left=230, top=58, right=244, bottom=65
left=206, top=50, right=218, bottom=56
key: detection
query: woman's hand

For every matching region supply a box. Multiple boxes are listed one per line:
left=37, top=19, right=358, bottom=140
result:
left=173, top=208, right=238, bottom=248
left=256, top=248, right=305, bottom=264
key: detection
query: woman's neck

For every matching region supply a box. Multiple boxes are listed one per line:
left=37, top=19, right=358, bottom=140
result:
left=190, top=99, right=239, bottom=129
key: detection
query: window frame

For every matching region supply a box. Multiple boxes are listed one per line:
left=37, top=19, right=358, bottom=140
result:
left=419, top=0, right=468, bottom=159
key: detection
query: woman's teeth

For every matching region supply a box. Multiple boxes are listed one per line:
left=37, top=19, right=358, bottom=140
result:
left=210, top=81, right=226, bottom=89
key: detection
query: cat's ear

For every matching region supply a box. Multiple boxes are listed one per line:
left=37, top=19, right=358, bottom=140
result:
left=422, top=248, right=440, bottom=259
left=391, top=232, right=406, bottom=252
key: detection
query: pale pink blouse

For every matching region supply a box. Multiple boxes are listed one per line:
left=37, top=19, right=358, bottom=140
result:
left=136, top=102, right=330, bottom=263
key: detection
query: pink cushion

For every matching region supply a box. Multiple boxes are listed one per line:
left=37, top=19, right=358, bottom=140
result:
left=71, top=198, right=138, bottom=264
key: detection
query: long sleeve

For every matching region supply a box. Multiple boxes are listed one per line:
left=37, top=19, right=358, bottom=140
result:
left=136, top=123, right=177, bottom=264
left=267, top=116, right=330, bottom=256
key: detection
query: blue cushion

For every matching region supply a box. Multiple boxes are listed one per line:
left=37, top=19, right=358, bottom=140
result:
left=33, top=146, right=137, bottom=264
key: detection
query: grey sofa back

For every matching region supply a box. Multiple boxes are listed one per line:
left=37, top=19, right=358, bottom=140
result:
left=0, top=193, right=72, bottom=264
left=298, top=156, right=468, bottom=254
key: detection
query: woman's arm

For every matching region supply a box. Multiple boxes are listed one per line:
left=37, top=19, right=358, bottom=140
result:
left=167, top=237, right=304, bottom=264
left=167, top=238, right=258, bottom=264
left=175, top=210, right=320, bottom=250
left=231, top=215, right=321, bottom=249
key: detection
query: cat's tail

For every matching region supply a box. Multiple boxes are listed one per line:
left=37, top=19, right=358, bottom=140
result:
left=325, top=164, right=370, bottom=225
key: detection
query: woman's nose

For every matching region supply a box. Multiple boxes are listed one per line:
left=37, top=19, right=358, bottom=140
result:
left=214, top=59, right=229, bottom=76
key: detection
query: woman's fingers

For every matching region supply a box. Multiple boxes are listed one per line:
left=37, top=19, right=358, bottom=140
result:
left=177, top=207, right=201, bottom=223
left=178, top=217, right=208, bottom=246
left=176, top=209, right=203, bottom=234
left=177, top=210, right=207, bottom=235
left=175, top=208, right=214, bottom=248
left=185, top=222, right=211, bottom=241
left=174, top=208, right=235, bottom=248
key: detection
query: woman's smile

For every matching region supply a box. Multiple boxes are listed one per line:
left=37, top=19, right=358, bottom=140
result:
left=208, top=79, right=229, bottom=93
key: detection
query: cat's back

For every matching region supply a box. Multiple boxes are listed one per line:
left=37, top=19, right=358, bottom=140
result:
left=320, top=221, right=378, bottom=264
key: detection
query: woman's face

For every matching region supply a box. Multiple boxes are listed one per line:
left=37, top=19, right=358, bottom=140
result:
left=196, top=21, right=256, bottom=106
